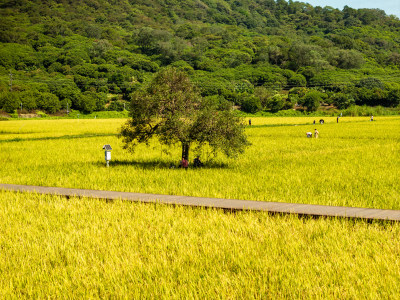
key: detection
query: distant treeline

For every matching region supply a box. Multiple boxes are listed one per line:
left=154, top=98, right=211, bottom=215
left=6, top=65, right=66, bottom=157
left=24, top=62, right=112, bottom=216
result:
left=0, top=0, right=399, bottom=114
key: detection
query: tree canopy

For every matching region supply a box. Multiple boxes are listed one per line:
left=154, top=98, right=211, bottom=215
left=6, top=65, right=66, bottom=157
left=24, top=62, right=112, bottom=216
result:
left=120, top=68, right=249, bottom=161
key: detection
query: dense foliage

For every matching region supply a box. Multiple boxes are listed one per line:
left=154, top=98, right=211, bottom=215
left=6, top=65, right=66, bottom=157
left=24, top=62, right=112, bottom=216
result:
left=0, top=0, right=400, bottom=114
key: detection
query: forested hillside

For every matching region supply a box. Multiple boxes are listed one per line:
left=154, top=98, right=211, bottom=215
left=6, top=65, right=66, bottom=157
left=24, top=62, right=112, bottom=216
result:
left=0, top=0, right=400, bottom=115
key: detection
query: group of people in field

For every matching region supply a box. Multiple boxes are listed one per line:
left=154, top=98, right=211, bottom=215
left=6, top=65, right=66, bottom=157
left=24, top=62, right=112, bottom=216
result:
left=306, top=129, right=319, bottom=138
left=178, top=156, right=203, bottom=170
left=308, top=115, right=374, bottom=138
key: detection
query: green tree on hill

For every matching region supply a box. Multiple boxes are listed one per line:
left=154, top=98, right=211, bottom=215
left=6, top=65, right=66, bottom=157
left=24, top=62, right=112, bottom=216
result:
left=120, top=67, right=249, bottom=162
left=299, top=90, right=325, bottom=112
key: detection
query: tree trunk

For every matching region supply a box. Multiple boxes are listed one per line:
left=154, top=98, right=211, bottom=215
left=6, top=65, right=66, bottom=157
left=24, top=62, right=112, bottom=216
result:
left=181, top=143, right=190, bottom=161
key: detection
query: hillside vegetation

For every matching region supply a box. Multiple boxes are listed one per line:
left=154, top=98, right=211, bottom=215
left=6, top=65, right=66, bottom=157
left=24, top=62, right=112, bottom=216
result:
left=0, top=0, right=400, bottom=114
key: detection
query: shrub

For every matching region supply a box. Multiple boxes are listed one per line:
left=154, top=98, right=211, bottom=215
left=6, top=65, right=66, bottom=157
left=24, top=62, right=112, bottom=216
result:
left=288, top=74, right=307, bottom=87
left=331, top=93, right=355, bottom=109
left=20, top=90, right=38, bottom=111
left=36, top=111, right=48, bottom=118
left=266, top=94, right=286, bottom=112
left=241, top=94, right=262, bottom=113
left=107, top=101, right=126, bottom=111
left=36, top=92, right=61, bottom=113
left=335, top=50, right=364, bottom=69
left=387, top=88, right=400, bottom=107
left=299, top=91, right=324, bottom=112
left=357, top=77, right=384, bottom=89
left=0, top=92, right=20, bottom=113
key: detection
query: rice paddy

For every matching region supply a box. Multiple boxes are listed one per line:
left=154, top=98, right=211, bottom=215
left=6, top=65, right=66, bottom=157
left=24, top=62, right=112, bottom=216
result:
left=1, top=191, right=400, bottom=299
left=1, top=116, right=400, bottom=298
left=0, top=116, right=399, bottom=209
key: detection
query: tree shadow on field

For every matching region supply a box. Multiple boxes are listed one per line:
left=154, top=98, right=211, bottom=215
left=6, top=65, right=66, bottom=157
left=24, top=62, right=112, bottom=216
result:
left=248, top=123, right=309, bottom=129
left=0, top=133, right=116, bottom=144
left=95, top=159, right=229, bottom=170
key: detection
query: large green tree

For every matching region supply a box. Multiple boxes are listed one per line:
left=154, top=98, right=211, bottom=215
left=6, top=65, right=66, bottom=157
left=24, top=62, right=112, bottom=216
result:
left=120, top=67, right=249, bottom=162
left=299, top=91, right=324, bottom=112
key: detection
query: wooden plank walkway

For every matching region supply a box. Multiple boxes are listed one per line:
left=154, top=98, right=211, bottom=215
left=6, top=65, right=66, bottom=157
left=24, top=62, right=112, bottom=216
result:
left=1, top=183, right=400, bottom=221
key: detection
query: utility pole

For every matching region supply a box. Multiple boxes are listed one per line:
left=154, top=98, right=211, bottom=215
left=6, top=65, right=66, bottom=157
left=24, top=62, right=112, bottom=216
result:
left=9, top=71, right=13, bottom=92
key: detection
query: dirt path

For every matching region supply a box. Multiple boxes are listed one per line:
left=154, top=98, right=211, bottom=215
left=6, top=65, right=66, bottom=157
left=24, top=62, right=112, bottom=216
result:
left=1, top=184, right=399, bottom=221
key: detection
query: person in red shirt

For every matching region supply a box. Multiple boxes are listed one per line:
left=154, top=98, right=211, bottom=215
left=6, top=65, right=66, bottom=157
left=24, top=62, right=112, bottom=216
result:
left=180, top=158, right=189, bottom=169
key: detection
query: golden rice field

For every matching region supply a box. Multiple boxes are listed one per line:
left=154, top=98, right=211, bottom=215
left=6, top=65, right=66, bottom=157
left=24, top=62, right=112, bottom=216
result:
left=0, top=116, right=399, bottom=209
left=1, top=191, right=400, bottom=298
left=1, top=116, right=400, bottom=298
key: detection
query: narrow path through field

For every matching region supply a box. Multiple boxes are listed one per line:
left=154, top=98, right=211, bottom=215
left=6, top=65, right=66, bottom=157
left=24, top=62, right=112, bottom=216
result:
left=1, top=184, right=399, bottom=221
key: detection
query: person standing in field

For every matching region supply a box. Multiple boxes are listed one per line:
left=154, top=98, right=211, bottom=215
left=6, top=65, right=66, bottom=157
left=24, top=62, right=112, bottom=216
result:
left=249, top=119, right=252, bottom=126
left=314, top=129, right=319, bottom=138
left=370, top=115, right=374, bottom=121
left=337, top=116, right=339, bottom=123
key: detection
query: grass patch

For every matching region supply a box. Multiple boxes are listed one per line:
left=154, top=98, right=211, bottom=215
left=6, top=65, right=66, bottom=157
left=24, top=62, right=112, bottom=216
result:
left=0, top=116, right=399, bottom=209
left=1, top=191, right=399, bottom=298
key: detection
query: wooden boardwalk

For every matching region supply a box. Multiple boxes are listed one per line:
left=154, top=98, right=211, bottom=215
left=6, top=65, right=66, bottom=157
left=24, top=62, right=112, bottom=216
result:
left=1, top=183, right=400, bottom=221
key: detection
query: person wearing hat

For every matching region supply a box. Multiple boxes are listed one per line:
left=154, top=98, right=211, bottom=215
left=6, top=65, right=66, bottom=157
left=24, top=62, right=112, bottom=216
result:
left=314, top=129, right=319, bottom=138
